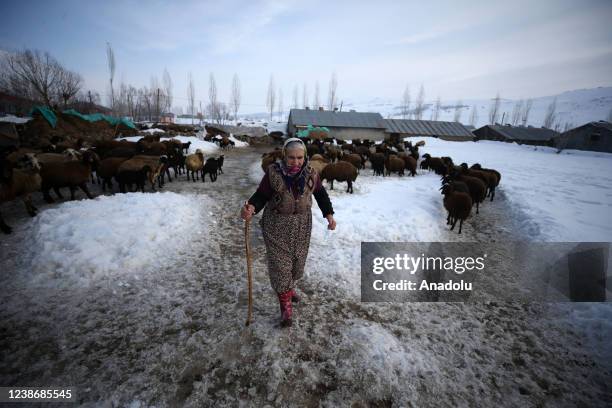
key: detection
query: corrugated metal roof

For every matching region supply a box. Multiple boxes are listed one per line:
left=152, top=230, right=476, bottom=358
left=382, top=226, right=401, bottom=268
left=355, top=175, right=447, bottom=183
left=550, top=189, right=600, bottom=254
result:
left=487, top=125, right=559, bottom=141
left=289, top=109, right=385, bottom=129
left=383, top=119, right=474, bottom=138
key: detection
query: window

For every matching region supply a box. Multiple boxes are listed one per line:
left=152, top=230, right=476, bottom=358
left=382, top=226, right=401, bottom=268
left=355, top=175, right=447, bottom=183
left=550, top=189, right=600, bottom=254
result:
left=590, top=132, right=600, bottom=142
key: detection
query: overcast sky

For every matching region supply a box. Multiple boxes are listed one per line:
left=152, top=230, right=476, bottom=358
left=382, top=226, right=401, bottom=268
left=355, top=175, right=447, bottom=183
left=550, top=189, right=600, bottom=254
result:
left=1, top=0, right=611, bottom=113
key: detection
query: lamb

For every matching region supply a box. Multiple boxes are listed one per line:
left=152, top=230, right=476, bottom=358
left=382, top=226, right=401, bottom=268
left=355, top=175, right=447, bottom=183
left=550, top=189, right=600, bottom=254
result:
left=321, top=161, right=358, bottom=194
left=40, top=150, right=97, bottom=203
left=185, top=150, right=205, bottom=182
left=385, top=155, right=405, bottom=176
left=441, top=182, right=472, bottom=234
left=470, top=163, right=501, bottom=201
left=0, top=153, right=42, bottom=234
left=182, top=141, right=192, bottom=154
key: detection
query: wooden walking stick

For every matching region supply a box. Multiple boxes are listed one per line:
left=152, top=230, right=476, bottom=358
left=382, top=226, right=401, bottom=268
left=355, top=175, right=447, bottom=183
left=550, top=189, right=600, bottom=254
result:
left=244, top=215, right=254, bottom=326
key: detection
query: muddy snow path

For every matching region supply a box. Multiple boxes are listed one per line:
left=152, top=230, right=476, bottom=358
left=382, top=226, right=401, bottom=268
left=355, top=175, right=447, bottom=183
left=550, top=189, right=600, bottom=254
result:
left=0, top=147, right=610, bottom=407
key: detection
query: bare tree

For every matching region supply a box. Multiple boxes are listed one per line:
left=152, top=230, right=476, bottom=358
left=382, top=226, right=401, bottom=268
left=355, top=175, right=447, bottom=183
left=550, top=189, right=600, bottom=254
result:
left=414, top=84, right=425, bottom=120
left=510, top=99, right=523, bottom=126
left=106, top=43, right=116, bottom=112
left=209, top=73, right=218, bottom=123
left=469, top=105, right=478, bottom=127
left=266, top=75, right=276, bottom=121
left=56, top=68, right=83, bottom=109
left=277, top=88, right=284, bottom=121
left=314, top=81, right=320, bottom=109
left=230, top=73, right=241, bottom=122
left=432, top=96, right=441, bottom=121
left=0, top=49, right=63, bottom=106
left=187, top=72, right=195, bottom=125
left=607, top=108, right=612, bottom=123
left=562, top=122, right=574, bottom=132
left=292, top=84, right=298, bottom=109
left=302, top=82, right=309, bottom=109
left=453, top=100, right=462, bottom=122
left=521, top=98, right=533, bottom=126
left=543, top=97, right=557, bottom=129
left=327, top=72, right=338, bottom=111
left=163, top=68, right=173, bottom=114
left=401, top=85, right=411, bottom=119
left=488, top=92, right=501, bottom=125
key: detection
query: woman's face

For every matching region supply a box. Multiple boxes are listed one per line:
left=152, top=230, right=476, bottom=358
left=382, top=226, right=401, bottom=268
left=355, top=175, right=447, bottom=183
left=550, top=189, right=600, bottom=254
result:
left=285, top=147, right=305, bottom=168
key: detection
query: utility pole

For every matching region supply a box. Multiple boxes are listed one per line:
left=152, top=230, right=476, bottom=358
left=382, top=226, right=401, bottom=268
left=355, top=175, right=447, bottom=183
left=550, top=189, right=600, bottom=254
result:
left=199, top=101, right=203, bottom=126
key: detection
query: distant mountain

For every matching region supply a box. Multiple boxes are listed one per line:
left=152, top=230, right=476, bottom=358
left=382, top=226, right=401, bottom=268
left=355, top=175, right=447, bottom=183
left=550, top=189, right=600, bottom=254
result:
left=344, top=87, right=612, bottom=129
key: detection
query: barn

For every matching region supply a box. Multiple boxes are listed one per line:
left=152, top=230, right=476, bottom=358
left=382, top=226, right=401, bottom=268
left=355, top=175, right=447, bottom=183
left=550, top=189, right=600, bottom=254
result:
left=383, top=119, right=474, bottom=142
left=287, top=108, right=387, bottom=141
left=553, top=121, right=612, bottom=154
left=473, top=124, right=559, bottom=146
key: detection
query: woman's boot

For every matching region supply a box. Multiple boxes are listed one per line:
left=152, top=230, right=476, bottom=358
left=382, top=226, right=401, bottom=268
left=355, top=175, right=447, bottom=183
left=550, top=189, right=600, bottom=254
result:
left=278, top=290, right=293, bottom=327
left=290, top=288, right=300, bottom=303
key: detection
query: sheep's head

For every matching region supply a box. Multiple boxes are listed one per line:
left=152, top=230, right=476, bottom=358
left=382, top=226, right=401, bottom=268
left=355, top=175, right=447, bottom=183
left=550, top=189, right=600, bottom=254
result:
left=63, top=148, right=82, bottom=160
left=471, top=163, right=482, bottom=170
left=17, top=153, right=41, bottom=172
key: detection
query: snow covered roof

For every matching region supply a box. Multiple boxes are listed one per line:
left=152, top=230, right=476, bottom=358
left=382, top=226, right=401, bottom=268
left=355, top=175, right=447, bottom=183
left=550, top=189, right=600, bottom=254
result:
left=383, top=119, right=474, bottom=138
left=289, top=109, right=385, bottom=129
left=482, top=124, right=559, bottom=141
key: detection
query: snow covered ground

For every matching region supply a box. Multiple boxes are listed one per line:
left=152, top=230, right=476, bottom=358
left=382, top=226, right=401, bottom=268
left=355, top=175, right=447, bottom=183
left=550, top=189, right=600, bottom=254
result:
left=119, top=135, right=220, bottom=155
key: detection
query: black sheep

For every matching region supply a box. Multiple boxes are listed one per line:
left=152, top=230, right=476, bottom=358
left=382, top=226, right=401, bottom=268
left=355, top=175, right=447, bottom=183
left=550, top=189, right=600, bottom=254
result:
left=201, top=158, right=218, bottom=182
left=116, top=165, right=151, bottom=193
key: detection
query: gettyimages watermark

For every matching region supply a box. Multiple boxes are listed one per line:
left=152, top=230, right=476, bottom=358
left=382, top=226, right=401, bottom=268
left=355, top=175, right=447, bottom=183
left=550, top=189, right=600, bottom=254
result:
left=361, top=242, right=612, bottom=302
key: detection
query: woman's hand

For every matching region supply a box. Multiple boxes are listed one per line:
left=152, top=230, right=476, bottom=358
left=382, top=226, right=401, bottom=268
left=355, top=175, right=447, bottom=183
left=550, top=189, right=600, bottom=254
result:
left=326, top=214, right=337, bottom=230
left=241, top=202, right=255, bottom=221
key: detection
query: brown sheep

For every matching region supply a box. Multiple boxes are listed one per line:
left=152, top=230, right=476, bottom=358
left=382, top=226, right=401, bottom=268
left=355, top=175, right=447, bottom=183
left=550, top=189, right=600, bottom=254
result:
left=40, top=151, right=97, bottom=203
left=0, top=154, right=42, bottom=234
left=321, top=161, right=358, bottom=194
left=121, top=155, right=167, bottom=190
left=470, top=163, right=501, bottom=201
left=325, top=145, right=341, bottom=162
left=385, top=155, right=405, bottom=176
left=441, top=182, right=472, bottom=234
left=397, top=153, right=417, bottom=176
left=340, top=153, right=363, bottom=171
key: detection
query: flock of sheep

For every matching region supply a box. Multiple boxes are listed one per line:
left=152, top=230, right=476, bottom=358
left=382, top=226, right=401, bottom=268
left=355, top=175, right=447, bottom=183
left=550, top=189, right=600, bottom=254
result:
left=0, top=135, right=225, bottom=234
left=261, top=137, right=502, bottom=234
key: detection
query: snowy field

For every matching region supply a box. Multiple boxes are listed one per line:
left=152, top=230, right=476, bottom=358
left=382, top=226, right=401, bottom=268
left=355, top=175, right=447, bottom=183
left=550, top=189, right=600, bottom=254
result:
left=1, top=140, right=611, bottom=406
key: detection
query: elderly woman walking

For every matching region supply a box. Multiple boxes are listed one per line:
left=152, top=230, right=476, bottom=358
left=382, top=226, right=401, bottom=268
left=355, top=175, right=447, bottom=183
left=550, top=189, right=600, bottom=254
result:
left=241, top=138, right=336, bottom=327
